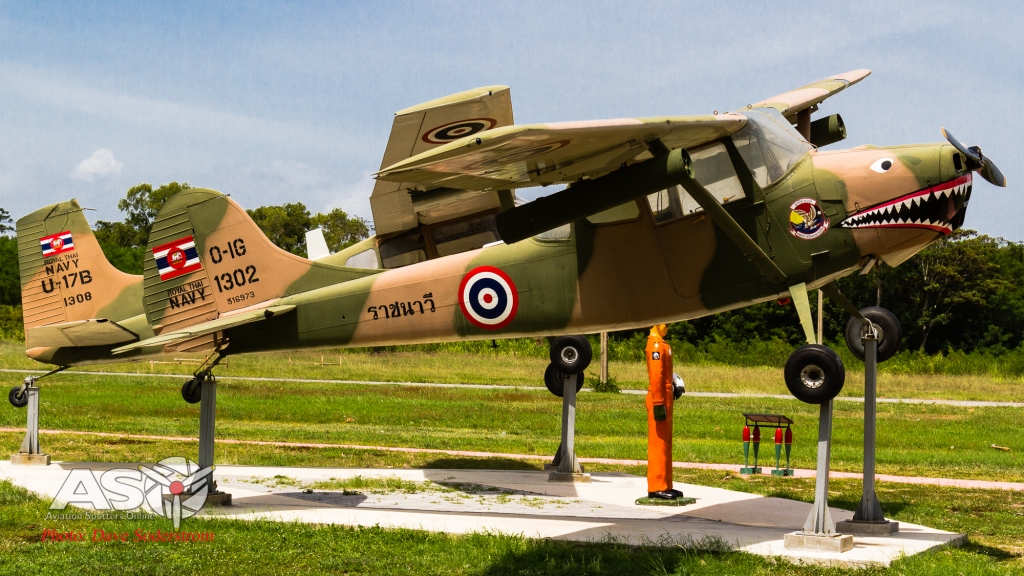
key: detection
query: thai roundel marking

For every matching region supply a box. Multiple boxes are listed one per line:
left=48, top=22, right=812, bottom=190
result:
left=458, top=266, right=519, bottom=330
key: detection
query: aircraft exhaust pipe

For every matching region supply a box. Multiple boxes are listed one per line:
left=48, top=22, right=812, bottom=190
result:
left=496, top=148, right=693, bottom=244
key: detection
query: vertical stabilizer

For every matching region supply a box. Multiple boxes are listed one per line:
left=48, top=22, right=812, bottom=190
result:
left=16, top=200, right=143, bottom=348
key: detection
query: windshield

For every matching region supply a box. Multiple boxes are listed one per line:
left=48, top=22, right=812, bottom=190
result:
left=732, top=107, right=812, bottom=188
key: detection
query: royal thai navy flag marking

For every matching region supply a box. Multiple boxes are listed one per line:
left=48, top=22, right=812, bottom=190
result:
left=153, top=236, right=203, bottom=281
left=39, top=231, right=75, bottom=256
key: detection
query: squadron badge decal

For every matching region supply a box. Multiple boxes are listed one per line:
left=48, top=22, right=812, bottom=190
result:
left=459, top=266, right=518, bottom=330
left=788, top=198, right=829, bottom=240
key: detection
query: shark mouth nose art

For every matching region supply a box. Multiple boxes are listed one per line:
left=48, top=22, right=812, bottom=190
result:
left=838, top=173, right=972, bottom=235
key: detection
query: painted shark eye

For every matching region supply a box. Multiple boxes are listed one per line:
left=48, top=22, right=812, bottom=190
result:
left=870, top=158, right=894, bottom=173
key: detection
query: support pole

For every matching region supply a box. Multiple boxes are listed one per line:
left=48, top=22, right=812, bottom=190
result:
left=817, top=289, right=824, bottom=344
left=600, top=332, right=609, bottom=385
left=804, top=400, right=836, bottom=534
left=549, top=374, right=589, bottom=481
left=785, top=398, right=852, bottom=552
left=198, top=378, right=231, bottom=505
left=12, top=382, right=50, bottom=465
left=838, top=328, right=899, bottom=535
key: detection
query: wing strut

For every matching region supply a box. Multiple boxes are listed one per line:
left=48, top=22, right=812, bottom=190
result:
left=676, top=171, right=787, bottom=285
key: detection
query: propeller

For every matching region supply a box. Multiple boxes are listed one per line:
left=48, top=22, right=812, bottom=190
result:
left=942, top=128, right=1006, bottom=187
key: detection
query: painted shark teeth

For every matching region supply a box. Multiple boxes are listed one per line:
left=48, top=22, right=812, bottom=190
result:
left=838, top=174, right=972, bottom=235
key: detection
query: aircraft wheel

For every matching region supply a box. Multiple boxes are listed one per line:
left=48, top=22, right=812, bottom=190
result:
left=8, top=387, right=28, bottom=409
left=181, top=379, right=202, bottom=404
left=844, top=307, right=902, bottom=362
left=784, top=345, right=845, bottom=404
left=549, top=335, right=592, bottom=375
left=544, top=364, right=584, bottom=398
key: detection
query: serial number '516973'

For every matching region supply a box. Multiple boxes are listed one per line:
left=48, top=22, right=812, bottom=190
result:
left=227, top=291, right=256, bottom=305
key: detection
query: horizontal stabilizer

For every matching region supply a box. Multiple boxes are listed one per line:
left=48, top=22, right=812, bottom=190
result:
left=26, top=318, right=138, bottom=349
left=113, top=304, right=295, bottom=354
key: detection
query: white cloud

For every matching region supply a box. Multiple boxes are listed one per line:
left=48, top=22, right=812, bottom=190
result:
left=72, top=148, right=123, bottom=181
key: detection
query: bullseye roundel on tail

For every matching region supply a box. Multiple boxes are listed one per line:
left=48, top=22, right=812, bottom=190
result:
left=422, top=118, right=497, bottom=144
left=458, top=266, right=518, bottom=330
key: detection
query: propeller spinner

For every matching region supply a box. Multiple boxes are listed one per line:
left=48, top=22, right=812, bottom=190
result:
left=942, top=128, right=1006, bottom=187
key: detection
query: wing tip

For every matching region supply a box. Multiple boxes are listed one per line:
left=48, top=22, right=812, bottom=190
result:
left=830, top=69, right=872, bottom=85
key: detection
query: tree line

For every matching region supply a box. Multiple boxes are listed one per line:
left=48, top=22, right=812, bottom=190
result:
left=1, top=184, right=1023, bottom=355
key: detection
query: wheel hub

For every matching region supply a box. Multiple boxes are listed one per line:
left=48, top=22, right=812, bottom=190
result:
left=799, top=364, right=825, bottom=389
left=560, top=347, right=578, bottom=365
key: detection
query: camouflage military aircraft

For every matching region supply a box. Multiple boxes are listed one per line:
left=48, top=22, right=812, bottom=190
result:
left=10, top=69, right=1006, bottom=408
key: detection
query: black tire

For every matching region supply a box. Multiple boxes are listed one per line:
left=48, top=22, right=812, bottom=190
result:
left=181, top=379, right=202, bottom=404
left=8, top=387, right=28, bottom=409
left=784, top=345, right=846, bottom=404
left=544, top=364, right=585, bottom=398
left=845, top=306, right=902, bottom=363
left=549, top=335, right=593, bottom=374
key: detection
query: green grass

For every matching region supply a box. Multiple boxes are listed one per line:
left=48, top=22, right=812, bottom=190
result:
left=1, top=368, right=1021, bottom=481
left=2, top=338, right=1024, bottom=573
left=4, top=340, right=1024, bottom=402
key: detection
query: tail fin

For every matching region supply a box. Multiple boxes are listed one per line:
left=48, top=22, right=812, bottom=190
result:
left=16, top=200, right=144, bottom=348
left=143, top=188, right=371, bottom=338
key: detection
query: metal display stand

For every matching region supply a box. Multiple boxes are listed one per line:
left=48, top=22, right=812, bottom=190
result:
left=837, top=329, right=899, bottom=535
left=11, top=381, right=50, bottom=465
left=548, top=374, right=590, bottom=482
left=784, top=399, right=853, bottom=552
left=197, top=377, right=231, bottom=505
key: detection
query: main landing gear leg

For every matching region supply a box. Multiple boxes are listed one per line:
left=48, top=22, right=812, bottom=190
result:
left=10, top=366, right=68, bottom=466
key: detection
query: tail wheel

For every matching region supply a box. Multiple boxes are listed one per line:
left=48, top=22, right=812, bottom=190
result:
left=549, top=335, right=593, bottom=375
left=181, top=379, right=202, bottom=404
left=844, top=306, right=902, bottom=362
left=8, top=387, right=28, bottom=409
left=784, top=345, right=846, bottom=404
left=544, top=364, right=585, bottom=398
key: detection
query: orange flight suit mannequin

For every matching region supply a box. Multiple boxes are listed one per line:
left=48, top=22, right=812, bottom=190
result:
left=645, top=324, right=675, bottom=497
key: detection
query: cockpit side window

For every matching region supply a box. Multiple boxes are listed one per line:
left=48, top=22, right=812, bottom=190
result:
left=645, top=142, right=744, bottom=224
left=732, top=108, right=811, bottom=188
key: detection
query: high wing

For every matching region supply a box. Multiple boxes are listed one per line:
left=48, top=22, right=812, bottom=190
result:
left=375, top=114, right=746, bottom=192
left=370, top=86, right=514, bottom=234
left=751, top=69, right=871, bottom=120
left=112, top=304, right=295, bottom=354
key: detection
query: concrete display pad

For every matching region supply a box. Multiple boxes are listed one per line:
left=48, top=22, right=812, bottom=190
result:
left=1, top=461, right=964, bottom=569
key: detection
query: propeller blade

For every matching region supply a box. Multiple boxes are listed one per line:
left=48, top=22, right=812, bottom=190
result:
left=979, top=157, right=1007, bottom=187
left=941, top=128, right=1006, bottom=187
left=941, top=128, right=982, bottom=163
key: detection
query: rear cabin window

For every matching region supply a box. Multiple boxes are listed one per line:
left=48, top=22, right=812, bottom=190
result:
left=379, top=229, right=427, bottom=269
left=646, top=142, right=744, bottom=224
left=432, top=214, right=500, bottom=257
left=344, top=248, right=379, bottom=269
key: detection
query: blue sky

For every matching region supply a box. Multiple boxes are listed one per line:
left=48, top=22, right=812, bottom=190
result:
left=1, top=1, right=1021, bottom=238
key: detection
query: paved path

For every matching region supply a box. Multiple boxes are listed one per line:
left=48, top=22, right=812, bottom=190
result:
left=3, top=427, right=1021, bottom=492
left=3, top=368, right=1023, bottom=407
left=0, top=461, right=964, bottom=568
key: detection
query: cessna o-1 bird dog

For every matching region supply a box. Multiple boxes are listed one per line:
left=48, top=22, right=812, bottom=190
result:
left=9, top=69, right=1006, bottom=408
